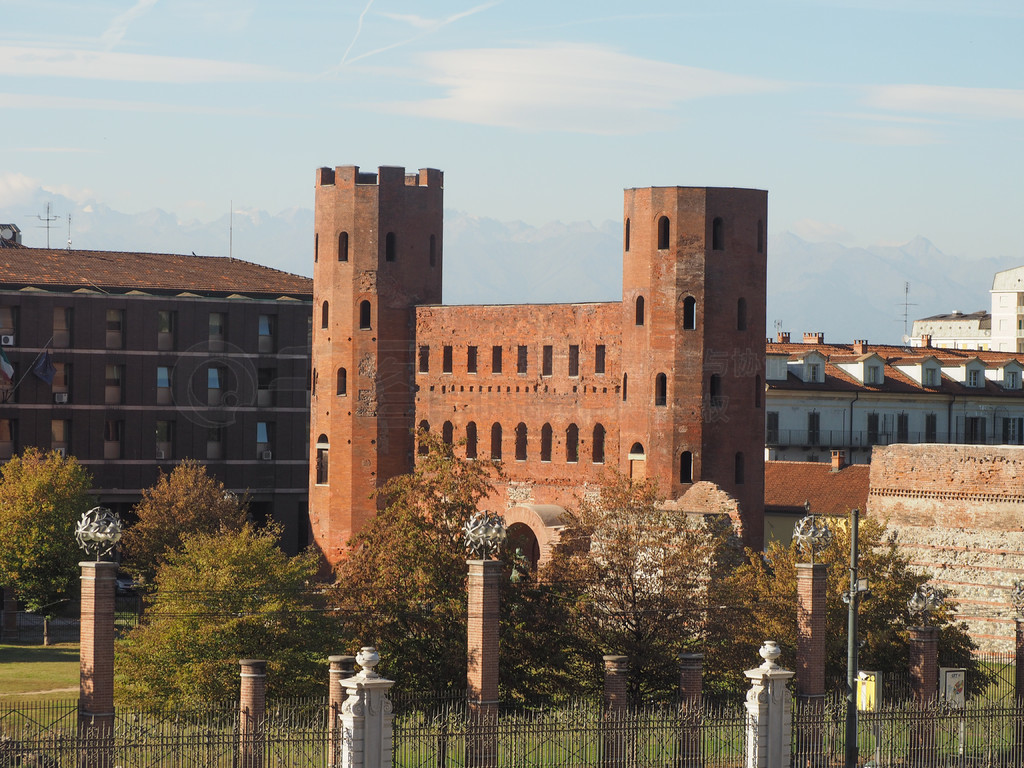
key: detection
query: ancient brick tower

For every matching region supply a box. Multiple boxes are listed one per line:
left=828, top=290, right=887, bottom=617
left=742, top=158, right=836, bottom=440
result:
left=309, top=166, right=443, bottom=562
left=619, top=187, right=766, bottom=546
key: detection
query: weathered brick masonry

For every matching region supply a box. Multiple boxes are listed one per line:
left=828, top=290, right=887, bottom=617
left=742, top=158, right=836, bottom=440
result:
left=868, top=444, right=1024, bottom=651
left=310, top=166, right=767, bottom=563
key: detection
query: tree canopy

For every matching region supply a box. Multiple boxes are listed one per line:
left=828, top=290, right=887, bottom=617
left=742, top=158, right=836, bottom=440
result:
left=0, top=448, right=93, bottom=615
left=116, top=522, right=336, bottom=706
left=121, top=460, right=248, bottom=583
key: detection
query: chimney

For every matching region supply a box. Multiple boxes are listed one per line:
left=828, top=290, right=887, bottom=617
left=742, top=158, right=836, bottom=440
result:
left=777, top=332, right=791, bottom=343
left=853, top=340, right=868, bottom=355
left=920, top=334, right=932, bottom=348
left=803, top=332, right=824, bottom=345
left=831, top=450, right=846, bottom=472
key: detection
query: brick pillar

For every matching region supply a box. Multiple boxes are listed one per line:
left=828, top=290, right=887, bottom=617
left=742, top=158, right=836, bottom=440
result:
left=78, top=561, right=116, bottom=768
left=329, top=655, right=357, bottom=768
left=239, top=659, right=267, bottom=768
left=467, top=559, right=500, bottom=768
left=677, top=654, right=703, bottom=768
left=602, top=655, right=629, bottom=768
left=678, top=653, right=703, bottom=708
left=908, top=626, right=938, bottom=765
left=795, top=563, right=826, bottom=765
left=1015, top=620, right=1024, bottom=761
left=2, top=586, right=18, bottom=642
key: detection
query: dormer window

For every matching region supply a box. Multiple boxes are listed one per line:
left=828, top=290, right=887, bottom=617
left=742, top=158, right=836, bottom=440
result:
left=924, top=367, right=938, bottom=387
left=1007, top=370, right=1020, bottom=389
left=808, top=363, right=820, bottom=383
left=968, top=368, right=980, bottom=388
left=865, top=365, right=881, bottom=385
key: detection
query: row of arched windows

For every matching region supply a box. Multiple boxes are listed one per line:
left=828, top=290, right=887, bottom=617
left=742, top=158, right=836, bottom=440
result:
left=314, top=231, right=438, bottom=265
left=319, top=300, right=372, bottom=330
left=623, top=216, right=764, bottom=254
left=419, top=420, right=607, bottom=465
left=633, top=294, right=742, bottom=332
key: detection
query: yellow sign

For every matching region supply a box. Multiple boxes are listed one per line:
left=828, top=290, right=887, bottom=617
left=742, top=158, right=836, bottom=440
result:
left=857, top=671, right=880, bottom=712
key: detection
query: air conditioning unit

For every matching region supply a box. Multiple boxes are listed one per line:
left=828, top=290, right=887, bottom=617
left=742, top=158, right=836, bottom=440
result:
left=55, top=447, right=66, bottom=458
left=261, top=450, right=273, bottom=461
left=155, top=449, right=166, bottom=459
left=54, top=392, right=69, bottom=404
left=0, top=335, right=14, bottom=346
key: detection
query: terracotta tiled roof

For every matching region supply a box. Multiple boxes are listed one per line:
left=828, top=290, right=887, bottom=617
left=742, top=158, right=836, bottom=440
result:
left=764, top=460, right=870, bottom=517
left=0, top=247, right=311, bottom=298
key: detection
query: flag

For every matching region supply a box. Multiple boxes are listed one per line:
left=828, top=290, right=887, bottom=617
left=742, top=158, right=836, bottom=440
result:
left=0, top=347, right=12, bottom=383
left=32, top=351, right=56, bottom=386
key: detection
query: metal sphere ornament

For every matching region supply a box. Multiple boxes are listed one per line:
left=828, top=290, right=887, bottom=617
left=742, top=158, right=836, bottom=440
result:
left=463, top=510, right=507, bottom=559
left=792, top=500, right=833, bottom=564
left=907, top=583, right=943, bottom=625
left=1011, top=579, right=1024, bottom=619
left=75, top=506, right=122, bottom=561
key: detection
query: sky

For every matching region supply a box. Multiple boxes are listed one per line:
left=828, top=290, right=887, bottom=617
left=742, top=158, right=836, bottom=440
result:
left=1, top=0, right=1022, bottom=262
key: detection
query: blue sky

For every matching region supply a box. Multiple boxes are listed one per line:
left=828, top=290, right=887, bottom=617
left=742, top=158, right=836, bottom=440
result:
left=1, top=0, right=1022, bottom=260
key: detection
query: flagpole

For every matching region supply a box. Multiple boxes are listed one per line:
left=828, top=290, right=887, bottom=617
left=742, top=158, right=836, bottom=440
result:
left=4, top=337, right=55, bottom=398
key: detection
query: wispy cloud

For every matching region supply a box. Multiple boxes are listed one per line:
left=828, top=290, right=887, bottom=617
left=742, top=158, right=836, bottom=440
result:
left=863, top=84, right=1024, bottom=120
left=375, top=43, right=786, bottom=134
left=0, top=172, right=39, bottom=208
left=13, top=146, right=101, bottom=153
left=0, top=45, right=294, bottom=83
left=101, top=0, right=159, bottom=50
left=0, top=91, right=276, bottom=115
left=791, top=219, right=856, bottom=244
left=338, top=0, right=377, bottom=68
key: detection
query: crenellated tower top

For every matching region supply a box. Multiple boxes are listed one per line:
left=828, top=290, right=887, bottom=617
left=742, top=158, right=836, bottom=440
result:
left=316, top=165, right=443, bottom=190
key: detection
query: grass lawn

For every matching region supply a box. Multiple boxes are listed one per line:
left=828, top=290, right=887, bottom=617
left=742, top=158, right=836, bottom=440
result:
left=0, top=643, right=79, bottom=703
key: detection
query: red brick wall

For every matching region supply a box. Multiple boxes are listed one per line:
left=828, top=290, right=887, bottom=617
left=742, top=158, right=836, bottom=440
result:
left=79, top=561, right=116, bottom=717
left=796, top=563, right=827, bottom=698
left=467, top=560, right=500, bottom=707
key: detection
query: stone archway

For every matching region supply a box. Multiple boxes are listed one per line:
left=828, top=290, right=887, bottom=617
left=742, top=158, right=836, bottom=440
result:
left=503, top=504, right=567, bottom=567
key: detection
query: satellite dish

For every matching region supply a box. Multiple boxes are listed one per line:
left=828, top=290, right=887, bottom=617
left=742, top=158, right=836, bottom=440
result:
left=0, top=227, right=13, bottom=240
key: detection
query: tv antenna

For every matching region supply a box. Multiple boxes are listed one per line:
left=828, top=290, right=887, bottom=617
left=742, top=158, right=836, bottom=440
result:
left=900, top=281, right=917, bottom=338
left=66, top=213, right=73, bottom=251
left=34, top=202, right=59, bottom=248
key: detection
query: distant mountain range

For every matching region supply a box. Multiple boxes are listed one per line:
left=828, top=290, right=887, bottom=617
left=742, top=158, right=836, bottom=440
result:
left=2, top=189, right=1016, bottom=346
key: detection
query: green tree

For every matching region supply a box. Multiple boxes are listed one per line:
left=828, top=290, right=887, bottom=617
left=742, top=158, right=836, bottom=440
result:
left=0, top=449, right=93, bottom=641
left=704, top=514, right=988, bottom=700
left=116, top=522, right=335, bottom=706
left=121, top=460, right=248, bottom=583
left=545, top=471, right=739, bottom=701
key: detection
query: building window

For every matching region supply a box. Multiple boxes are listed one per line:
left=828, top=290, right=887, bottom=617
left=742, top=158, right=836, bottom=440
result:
left=737, top=298, right=747, bottom=331
left=338, top=232, right=349, bottom=262
left=808, top=363, right=820, bottom=383
left=965, top=416, right=986, bottom=444
left=385, top=232, right=396, bottom=262
left=207, top=366, right=226, bottom=406
left=53, top=307, right=72, bottom=347
left=157, top=310, right=176, bottom=351
left=256, top=421, right=274, bottom=458
left=467, top=346, right=478, bottom=374
left=541, top=423, right=552, bottom=462
left=867, top=413, right=880, bottom=444
left=155, top=420, right=174, bottom=460
left=51, top=419, right=70, bottom=455
left=924, top=367, right=938, bottom=387
left=316, top=435, right=329, bottom=484
left=1007, top=370, right=1020, bottom=389
left=680, top=451, right=693, bottom=483
left=517, top=345, right=528, bottom=374
left=766, top=411, right=779, bottom=444
left=734, top=452, right=745, bottom=484
left=808, top=412, right=820, bottom=445
left=622, top=373, right=628, bottom=401
left=312, top=369, right=317, bottom=396
left=104, top=419, right=123, bottom=459
left=321, top=301, right=329, bottom=329
left=925, top=413, right=937, bottom=442
left=592, top=423, right=605, bottom=464
left=655, top=373, right=667, bottom=406
left=443, top=345, right=453, bottom=374
left=709, top=374, right=723, bottom=408
left=419, top=345, right=430, bottom=373
left=314, top=233, right=319, bottom=262
left=418, top=420, right=430, bottom=455
left=258, top=314, right=276, bottom=353
left=466, top=421, right=478, bottom=459
left=337, top=368, right=347, bottom=396
left=712, top=217, right=724, bottom=251
left=492, top=346, right=503, bottom=374
left=568, top=345, right=579, bottom=377
left=542, top=345, right=553, bottom=377
left=207, top=426, right=224, bottom=460
left=757, top=219, right=764, bottom=253
left=53, top=362, right=70, bottom=398
left=865, top=365, right=881, bottom=385
left=595, top=345, right=606, bottom=374
left=635, top=296, right=645, bottom=326
left=0, top=419, right=13, bottom=459
left=157, top=366, right=171, bottom=405
left=624, top=218, right=630, bottom=252
left=1003, top=417, right=1023, bottom=445
left=566, top=424, right=579, bottom=463
left=105, top=309, right=124, bottom=349
left=209, top=312, right=226, bottom=350
left=967, top=368, right=980, bottom=388
left=515, top=422, right=527, bottom=461
left=897, top=413, right=909, bottom=443
left=429, top=234, right=437, bottom=267
left=682, top=297, right=696, bottom=330
left=658, top=216, right=670, bottom=249
left=359, top=301, right=371, bottom=330
left=257, top=368, right=275, bottom=407
left=105, top=364, right=123, bottom=404
left=490, top=422, right=502, bottom=461
left=0, top=307, right=17, bottom=343
left=442, top=421, right=454, bottom=445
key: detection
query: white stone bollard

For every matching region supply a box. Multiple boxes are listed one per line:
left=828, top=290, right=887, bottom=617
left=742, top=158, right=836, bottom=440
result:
left=744, top=641, right=794, bottom=768
left=339, top=647, right=395, bottom=768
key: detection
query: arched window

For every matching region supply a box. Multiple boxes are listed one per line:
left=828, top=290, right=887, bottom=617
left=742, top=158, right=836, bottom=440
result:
left=466, top=421, right=478, bottom=459
left=658, top=216, right=670, bottom=249
left=491, top=423, right=502, bottom=461
left=385, top=232, right=396, bottom=262
left=442, top=421, right=454, bottom=445
left=682, top=296, right=696, bottom=330
left=635, top=296, right=645, bottom=326
left=321, top=301, right=329, bottom=329
left=622, top=373, right=628, bottom=402
left=755, top=375, right=762, bottom=408
left=712, top=217, right=724, bottom=251
left=593, top=423, right=606, bottom=464
left=566, top=423, right=579, bottom=463
left=735, top=452, right=745, bottom=484
left=737, top=298, right=747, bottom=331
left=314, top=233, right=319, bottom=263
left=515, top=422, right=527, bottom=461
left=429, top=234, right=437, bottom=267
left=710, top=374, right=723, bottom=406
left=624, top=218, right=630, bottom=252
left=359, top=300, right=371, bottom=329
left=655, top=373, right=667, bottom=406
left=541, top=423, right=552, bottom=462
left=337, top=367, right=347, bottom=396
left=417, top=420, right=430, bottom=455
left=315, top=434, right=329, bottom=485
left=338, top=231, right=349, bottom=262
left=757, top=219, right=764, bottom=254
left=680, top=451, right=693, bottom=483
left=629, top=442, right=645, bottom=457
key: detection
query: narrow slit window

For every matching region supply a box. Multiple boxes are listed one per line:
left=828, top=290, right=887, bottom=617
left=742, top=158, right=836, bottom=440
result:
left=592, top=424, right=606, bottom=464
left=658, top=216, right=670, bottom=249
left=338, top=232, right=349, bottom=261
left=712, top=217, right=724, bottom=251
left=321, top=301, right=329, bottom=329
left=680, top=451, right=693, bottom=483
left=491, top=423, right=502, bottom=461
left=737, top=298, right=747, bottom=331
left=624, top=218, right=631, bottom=252
left=515, top=422, right=527, bottom=461
left=568, top=345, right=579, bottom=377
left=635, top=296, right=645, bottom=326
left=429, top=234, right=437, bottom=267
left=492, top=346, right=503, bottom=374
left=517, top=345, right=528, bottom=374
left=443, top=345, right=453, bottom=374
left=467, top=346, right=478, bottom=374
left=337, top=368, right=347, bottom=396
left=418, top=420, right=430, bottom=455
left=442, top=421, right=454, bottom=445
left=385, top=232, right=396, bottom=262
left=540, top=423, right=552, bottom=462
left=542, top=345, right=553, bottom=377
left=466, top=422, right=478, bottom=459
left=655, top=373, right=667, bottom=406
left=359, top=300, right=371, bottom=330
left=566, top=424, right=579, bottom=463
left=419, top=345, right=429, bottom=373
